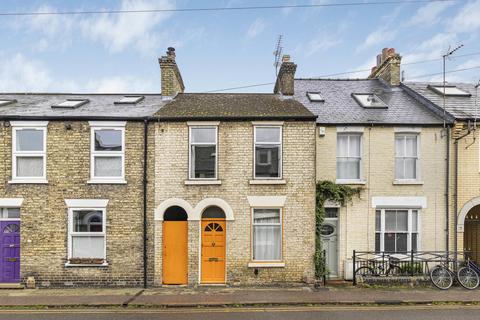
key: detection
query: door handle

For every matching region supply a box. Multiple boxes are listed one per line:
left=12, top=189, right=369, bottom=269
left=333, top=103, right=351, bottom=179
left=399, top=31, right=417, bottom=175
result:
left=7, top=258, right=17, bottom=262
left=208, top=257, right=218, bottom=262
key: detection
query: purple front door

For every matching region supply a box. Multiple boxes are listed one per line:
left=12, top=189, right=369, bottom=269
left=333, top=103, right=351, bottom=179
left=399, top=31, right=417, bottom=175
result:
left=0, top=221, right=20, bottom=283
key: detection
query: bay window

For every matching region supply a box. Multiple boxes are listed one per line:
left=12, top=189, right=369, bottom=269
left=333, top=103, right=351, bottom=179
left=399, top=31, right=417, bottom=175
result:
left=336, top=133, right=362, bottom=181
left=252, top=208, right=282, bottom=261
left=375, top=209, right=419, bottom=252
left=254, top=126, right=282, bottom=179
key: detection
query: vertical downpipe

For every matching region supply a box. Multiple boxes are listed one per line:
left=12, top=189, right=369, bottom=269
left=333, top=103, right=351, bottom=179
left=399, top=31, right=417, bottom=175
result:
left=143, top=119, right=149, bottom=288
left=454, top=135, right=458, bottom=262
left=445, top=127, right=450, bottom=258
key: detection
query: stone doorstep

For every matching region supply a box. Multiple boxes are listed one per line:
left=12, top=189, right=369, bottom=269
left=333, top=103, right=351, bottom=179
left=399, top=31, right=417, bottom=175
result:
left=0, top=283, right=24, bottom=289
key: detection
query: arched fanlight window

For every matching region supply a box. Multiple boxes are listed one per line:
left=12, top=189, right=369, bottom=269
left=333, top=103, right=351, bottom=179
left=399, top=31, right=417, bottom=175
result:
left=202, top=206, right=226, bottom=219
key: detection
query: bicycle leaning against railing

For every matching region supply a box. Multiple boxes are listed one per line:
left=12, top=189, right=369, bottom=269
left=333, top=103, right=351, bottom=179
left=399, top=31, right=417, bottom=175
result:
left=430, top=256, right=480, bottom=290
left=355, top=254, right=403, bottom=279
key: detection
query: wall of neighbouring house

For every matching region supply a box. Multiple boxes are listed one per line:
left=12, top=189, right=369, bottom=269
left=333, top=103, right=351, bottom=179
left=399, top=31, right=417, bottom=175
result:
left=0, top=121, right=154, bottom=287
left=316, top=125, right=448, bottom=278
left=153, top=120, right=316, bottom=285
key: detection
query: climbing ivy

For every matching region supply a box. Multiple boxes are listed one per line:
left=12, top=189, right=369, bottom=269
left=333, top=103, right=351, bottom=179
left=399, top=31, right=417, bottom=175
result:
left=315, top=180, right=361, bottom=279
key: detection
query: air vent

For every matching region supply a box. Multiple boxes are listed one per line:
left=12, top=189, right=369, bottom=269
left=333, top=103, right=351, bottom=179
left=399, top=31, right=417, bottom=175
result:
left=352, top=93, right=387, bottom=109
left=52, top=99, right=89, bottom=109
left=428, top=85, right=471, bottom=97
left=114, top=96, right=145, bottom=104
left=0, top=99, right=17, bottom=107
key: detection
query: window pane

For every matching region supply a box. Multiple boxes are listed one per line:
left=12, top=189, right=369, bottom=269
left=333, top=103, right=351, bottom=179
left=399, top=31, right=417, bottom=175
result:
left=384, top=233, right=395, bottom=252
left=337, top=135, right=348, bottom=157
left=256, top=127, right=280, bottom=143
left=255, top=145, right=280, bottom=178
left=375, top=233, right=380, bottom=252
left=385, top=211, right=396, bottom=231
left=72, top=236, right=104, bottom=259
left=396, top=234, right=407, bottom=252
left=395, top=158, right=404, bottom=179
left=95, top=130, right=122, bottom=151
left=375, top=210, right=381, bottom=231
left=94, top=156, right=122, bottom=177
left=412, top=233, right=418, bottom=251
left=349, top=135, right=361, bottom=157
left=325, top=208, right=339, bottom=218
left=336, top=158, right=360, bottom=179
left=17, top=156, right=43, bottom=177
left=254, top=209, right=280, bottom=224
left=405, top=136, right=417, bottom=157
left=191, top=127, right=216, bottom=143
left=16, top=129, right=43, bottom=151
left=412, top=210, right=418, bottom=232
left=192, top=145, right=216, bottom=178
left=6, top=208, right=20, bottom=219
left=396, top=210, right=408, bottom=231
left=395, top=136, right=404, bottom=157
left=73, top=210, right=104, bottom=232
left=404, top=158, right=416, bottom=179
left=253, top=225, right=281, bottom=260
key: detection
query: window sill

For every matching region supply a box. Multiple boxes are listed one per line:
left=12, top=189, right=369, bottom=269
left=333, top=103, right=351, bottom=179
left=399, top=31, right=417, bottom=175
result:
left=87, top=179, right=127, bottom=185
left=335, top=179, right=366, bottom=185
left=184, top=180, right=222, bottom=185
left=393, top=180, right=424, bottom=185
left=8, top=179, right=48, bottom=184
left=65, top=262, right=109, bottom=267
left=248, top=262, right=285, bottom=268
left=249, top=179, right=286, bottom=185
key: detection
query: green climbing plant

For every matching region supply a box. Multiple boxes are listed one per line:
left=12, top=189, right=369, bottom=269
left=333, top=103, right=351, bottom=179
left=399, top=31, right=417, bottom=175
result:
left=315, top=180, right=362, bottom=279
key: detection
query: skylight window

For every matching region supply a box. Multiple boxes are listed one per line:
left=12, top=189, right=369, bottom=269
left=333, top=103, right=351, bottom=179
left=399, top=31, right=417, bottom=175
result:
left=428, top=85, right=471, bottom=97
left=114, top=96, right=145, bottom=104
left=0, top=99, right=17, bottom=107
left=352, top=93, right=387, bottom=109
left=307, top=92, right=325, bottom=102
left=52, top=99, right=89, bottom=109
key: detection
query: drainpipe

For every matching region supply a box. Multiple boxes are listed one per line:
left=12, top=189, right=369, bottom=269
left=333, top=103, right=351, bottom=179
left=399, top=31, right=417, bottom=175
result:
left=454, top=137, right=458, bottom=261
left=143, top=119, right=149, bottom=289
left=446, top=127, right=450, bottom=258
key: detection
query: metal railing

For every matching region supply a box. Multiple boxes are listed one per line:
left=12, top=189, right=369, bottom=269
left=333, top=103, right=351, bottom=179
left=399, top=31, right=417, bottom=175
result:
left=352, top=250, right=471, bottom=286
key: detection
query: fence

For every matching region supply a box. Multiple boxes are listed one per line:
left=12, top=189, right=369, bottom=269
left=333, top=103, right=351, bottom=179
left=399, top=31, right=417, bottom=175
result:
left=352, top=250, right=471, bottom=286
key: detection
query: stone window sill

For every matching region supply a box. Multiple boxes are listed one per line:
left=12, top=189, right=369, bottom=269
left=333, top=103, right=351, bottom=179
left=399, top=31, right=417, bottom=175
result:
left=335, top=179, right=366, bottom=185
left=87, top=179, right=127, bottom=185
left=184, top=180, right=222, bottom=185
left=65, top=261, right=108, bottom=268
left=8, top=179, right=48, bottom=184
left=249, top=179, right=286, bottom=185
left=248, top=262, right=286, bottom=268
left=393, top=180, right=424, bottom=185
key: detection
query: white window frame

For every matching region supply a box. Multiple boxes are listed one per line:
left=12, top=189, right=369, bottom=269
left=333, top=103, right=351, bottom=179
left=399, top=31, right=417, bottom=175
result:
left=375, top=208, right=420, bottom=253
left=251, top=207, right=283, bottom=262
left=253, top=125, right=283, bottom=180
left=188, top=124, right=218, bottom=180
left=66, top=199, right=108, bottom=266
left=10, top=121, right=48, bottom=184
left=395, top=133, right=421, bottom=181
left=88, top=121, right=126, bottom=184
left=336, top=132, right=363, bottom=183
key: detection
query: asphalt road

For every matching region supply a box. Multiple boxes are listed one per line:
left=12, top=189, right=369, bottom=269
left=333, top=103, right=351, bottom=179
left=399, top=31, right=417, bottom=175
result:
left=0, top=305, right=479, bottom=320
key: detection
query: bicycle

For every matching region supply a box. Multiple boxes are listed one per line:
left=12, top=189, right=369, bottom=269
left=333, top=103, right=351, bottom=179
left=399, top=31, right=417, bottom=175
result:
left=430, top=256, right=480, bottom=290
left=355, top=254, right=403, bottom=282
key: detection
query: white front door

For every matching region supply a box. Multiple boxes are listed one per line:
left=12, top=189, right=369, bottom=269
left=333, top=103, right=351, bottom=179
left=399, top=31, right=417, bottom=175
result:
left=321, top=208, right=339, bottom=278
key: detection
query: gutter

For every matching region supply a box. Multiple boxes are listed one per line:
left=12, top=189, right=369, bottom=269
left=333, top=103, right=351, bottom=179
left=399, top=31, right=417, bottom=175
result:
left=143, top=118, right=148, bottom=288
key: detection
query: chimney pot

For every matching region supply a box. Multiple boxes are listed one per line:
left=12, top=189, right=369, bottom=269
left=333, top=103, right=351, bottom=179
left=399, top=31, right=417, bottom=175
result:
left=368, top=47, right=402, bottom=86
left=282, top=55, right=291, bottom=63
left=376, top=54, right=382, bottom=67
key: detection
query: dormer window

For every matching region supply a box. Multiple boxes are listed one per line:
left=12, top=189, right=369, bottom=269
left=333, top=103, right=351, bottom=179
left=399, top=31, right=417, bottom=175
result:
left=0, top=99, right=17, bottom=107
left=352, top=93, right=387, bottom=108
left=114, top=96, right=145, bottom=104
left=307, top=92, right=325, bottom=102
left=52, top=99, right=89, bottom=109
left=428, top=85, right=471, bottom=97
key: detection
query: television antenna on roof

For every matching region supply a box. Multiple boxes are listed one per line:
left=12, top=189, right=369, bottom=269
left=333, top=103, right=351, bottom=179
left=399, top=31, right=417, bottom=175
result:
left=273, top=35, right=283, bottom=76
left=442, top=44, right=464, bottom=128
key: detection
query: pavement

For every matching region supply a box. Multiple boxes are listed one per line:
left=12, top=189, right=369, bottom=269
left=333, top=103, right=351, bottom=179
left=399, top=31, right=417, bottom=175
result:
left=1, top=285, right=480, bottom=308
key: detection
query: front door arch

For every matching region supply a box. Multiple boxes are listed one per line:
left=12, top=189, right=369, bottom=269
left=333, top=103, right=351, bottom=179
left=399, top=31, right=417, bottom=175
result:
left=201, top=206, right=226, bottom=284
left=163, top=206, right=188, bottom=285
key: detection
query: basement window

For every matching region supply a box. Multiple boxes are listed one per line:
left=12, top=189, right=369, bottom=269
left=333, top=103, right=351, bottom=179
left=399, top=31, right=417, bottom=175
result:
left=52, top=99, right=89, bottom=109
left=352, top=93, right=387, bottom=108
left=428, top=85, right=471, bottom=97
left=114, top=96, right=145, bottom=104
left=0, top=99, right=17, bottom=107
left=307, top=92, right=325, bottom=102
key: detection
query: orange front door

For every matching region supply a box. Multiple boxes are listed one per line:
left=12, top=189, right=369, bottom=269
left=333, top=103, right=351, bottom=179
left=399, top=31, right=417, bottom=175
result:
left=201, top=219, right=226, bottom=284
left=163, top=221, right=188, bottom=284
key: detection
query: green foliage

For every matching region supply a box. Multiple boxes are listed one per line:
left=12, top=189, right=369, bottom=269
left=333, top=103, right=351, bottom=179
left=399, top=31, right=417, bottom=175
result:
left=315, top=181, right=361, bottom=279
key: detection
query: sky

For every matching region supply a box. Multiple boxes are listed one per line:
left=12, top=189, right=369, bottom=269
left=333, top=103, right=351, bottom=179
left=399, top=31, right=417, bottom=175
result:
left=0, top=0, right=479, bottom=94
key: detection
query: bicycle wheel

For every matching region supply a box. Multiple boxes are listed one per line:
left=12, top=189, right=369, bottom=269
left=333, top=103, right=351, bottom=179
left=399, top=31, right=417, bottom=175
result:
left=355, top=266, right=375, bottom=283
left=457, top=267, right=480, bottom=290
left=430, top=265, right=453, bottom=290
left=386, top=265, right=403, bottom=276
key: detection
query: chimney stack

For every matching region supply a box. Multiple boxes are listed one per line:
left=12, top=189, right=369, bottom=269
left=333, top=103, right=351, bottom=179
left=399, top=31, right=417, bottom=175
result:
left=274, top=55, right=297, bottom=96
left=159, top=47, right=185, bottom=97
left=368, top=48, right=401, bottom=86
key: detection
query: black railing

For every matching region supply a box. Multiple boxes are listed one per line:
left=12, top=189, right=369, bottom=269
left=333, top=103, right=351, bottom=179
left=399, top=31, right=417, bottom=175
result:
left=352, top=250, right=471, bottom=286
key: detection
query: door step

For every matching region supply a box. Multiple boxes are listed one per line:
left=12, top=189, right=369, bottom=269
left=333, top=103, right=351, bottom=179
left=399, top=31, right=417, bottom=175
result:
left=0, top=283, right=23, bottom=289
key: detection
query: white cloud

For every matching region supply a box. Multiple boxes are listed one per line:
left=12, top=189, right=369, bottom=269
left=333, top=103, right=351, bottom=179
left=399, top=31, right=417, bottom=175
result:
left=356, top=28, right=397, bottom=52
left=305, top=33, right=342, bottom=57
left=407, top=1, right=454, bottom=26
left=448, top=0, right=480, bottom=33
left=0, top=53, right=53, bottom=92
left=246, top=18, right=266, bottom=39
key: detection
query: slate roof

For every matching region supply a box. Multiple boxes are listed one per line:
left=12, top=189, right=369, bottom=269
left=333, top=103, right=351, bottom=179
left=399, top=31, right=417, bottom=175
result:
left=294, top=78, right=444, bottom=125
left=0, top=93, right=167, bottom=119
left=154, top=93, right=316, bottom=120
left=402, top=82, right=479, bottom=120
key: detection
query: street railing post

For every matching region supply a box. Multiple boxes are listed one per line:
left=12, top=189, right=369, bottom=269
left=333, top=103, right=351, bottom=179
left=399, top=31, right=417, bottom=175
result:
left=353, top=250, right=356, bottom=286
left=410, top=249, right=414, bottom=276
